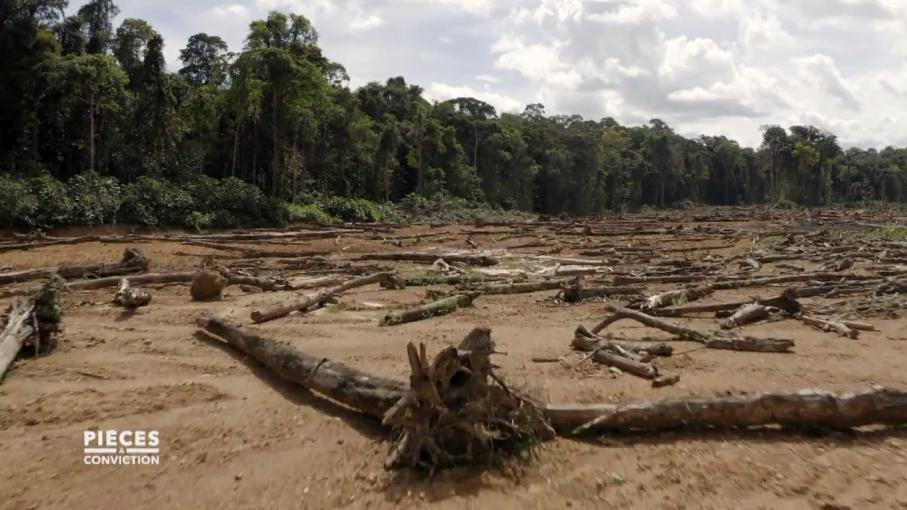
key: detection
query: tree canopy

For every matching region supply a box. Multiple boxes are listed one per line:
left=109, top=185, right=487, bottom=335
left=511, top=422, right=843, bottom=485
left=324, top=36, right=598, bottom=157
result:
left=2, top=0, right=906, bottom=229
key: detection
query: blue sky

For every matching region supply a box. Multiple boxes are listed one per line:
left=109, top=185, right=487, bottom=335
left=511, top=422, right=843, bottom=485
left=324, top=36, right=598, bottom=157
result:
left=69, top=0, right=907, bottom=149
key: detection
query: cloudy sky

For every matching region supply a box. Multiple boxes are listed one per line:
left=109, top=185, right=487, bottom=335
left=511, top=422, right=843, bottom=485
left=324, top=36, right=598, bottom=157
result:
left=71, top=0, right=907, bottom=148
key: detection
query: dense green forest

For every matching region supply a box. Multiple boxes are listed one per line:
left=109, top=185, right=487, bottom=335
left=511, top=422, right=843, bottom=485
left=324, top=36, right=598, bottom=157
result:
left=3, top=0, right=907, bottom=229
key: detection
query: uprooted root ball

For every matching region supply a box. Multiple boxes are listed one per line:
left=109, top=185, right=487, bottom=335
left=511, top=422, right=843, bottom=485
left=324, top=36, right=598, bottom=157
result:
left=382, top=327, right=555, bottom=471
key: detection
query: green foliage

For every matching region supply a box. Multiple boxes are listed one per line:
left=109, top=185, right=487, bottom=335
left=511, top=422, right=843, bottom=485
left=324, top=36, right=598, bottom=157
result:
left=120, top=176, right=194, bottom=227
left=322, top=196, right=397, bottom=223
left=3, top=4, right=907, bottom=232
left=0, top=176, right=39, bottom=228
left=286, top=203, right=336, bottom=224
left=873, top=226, right=907, bottom=240
left=67, top=171, right=122, bottom=225
left=28, top=176, right=74, bottom=227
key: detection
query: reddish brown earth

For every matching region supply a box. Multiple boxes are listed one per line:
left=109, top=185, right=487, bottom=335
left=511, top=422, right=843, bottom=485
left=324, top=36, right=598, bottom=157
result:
left=2, top=208, right=907, bottom=509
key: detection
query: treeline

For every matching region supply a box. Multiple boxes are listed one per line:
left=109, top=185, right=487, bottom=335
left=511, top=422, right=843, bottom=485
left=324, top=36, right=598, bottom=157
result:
left=2, top=1, right=907, bottom=229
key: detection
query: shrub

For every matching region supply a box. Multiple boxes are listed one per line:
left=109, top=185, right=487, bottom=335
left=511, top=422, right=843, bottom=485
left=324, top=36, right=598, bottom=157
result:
left=67, top=171, right=122, bottom=225
left=771, top=198, right=799, bottom=210
left=184, top=175, right=285, bottom=228
left=28, top=175, right=73, bottom=227
left=323, top=196, right=398, bottom=223
left=0, top=175, right=39, bottom=227
left=286, top=203, right=336, bottom=224
left=120, top=176, right=194, bottom=227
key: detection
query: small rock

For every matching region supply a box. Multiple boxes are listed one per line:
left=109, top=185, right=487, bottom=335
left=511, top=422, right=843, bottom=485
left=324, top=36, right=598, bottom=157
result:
left=234, top=473, right=243, bottom=481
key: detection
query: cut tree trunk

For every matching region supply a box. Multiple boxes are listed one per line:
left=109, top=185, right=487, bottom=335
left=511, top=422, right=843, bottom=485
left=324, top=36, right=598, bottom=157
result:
left=251, top=272, right=394, bottom=323
left=197, top=314, right=405, bottom=418
left=719, top=304, right=769, bottom=329
left=380, top=293, right=478, bottom=327
left=112, top=279, right=151, bottom=309
left=0, top=248, right=149, bottom=285
left=0, top=301, right=36, bottom=381
left=544, top=386, right=907, bottom=434
left=642, top=285, right=715, bottom=311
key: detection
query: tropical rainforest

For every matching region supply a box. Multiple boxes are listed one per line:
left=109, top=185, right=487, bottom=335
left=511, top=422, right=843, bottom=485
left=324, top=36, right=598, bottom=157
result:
left=3, top=0, right=907, bottom=228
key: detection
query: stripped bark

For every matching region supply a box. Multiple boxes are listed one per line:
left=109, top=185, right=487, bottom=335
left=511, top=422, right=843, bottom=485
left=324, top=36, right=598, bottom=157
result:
left=251, top=272, right=394, bottom=323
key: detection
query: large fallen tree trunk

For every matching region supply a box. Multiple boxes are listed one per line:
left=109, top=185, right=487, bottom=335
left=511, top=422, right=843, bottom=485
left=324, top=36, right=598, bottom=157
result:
left=0, top=248, right=149, bottom=285
left=0, top=271, right=197, bottom=299
left=196, top=317, right=907, bottom=446
left=546, top=386, right=907, bottom=434
left=356, top=252, right=499, bottom=267
left=0, top=276, right=65, bottom=381
left=197, top=314, right=405, bottom=418
left=251, top=272, right=394, bottom=323
left=198, top=316, right=550, bottom=469
left=380, top=293, right=478, bottom=326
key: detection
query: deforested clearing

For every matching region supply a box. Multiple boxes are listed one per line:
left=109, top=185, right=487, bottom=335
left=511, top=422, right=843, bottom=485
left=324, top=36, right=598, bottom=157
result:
left=2, top=207, right=907, bottom=509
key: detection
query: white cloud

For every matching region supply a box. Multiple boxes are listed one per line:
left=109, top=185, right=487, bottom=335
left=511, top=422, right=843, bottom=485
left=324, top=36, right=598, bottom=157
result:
left=211, top=3, right=248, bottom=16
left=794, top=54, right=861, bottom=110
left=349, top=15, right=383, bottom=31
left=68, top=0, right=907, bottom=148
left=425, top=82, right=524, bottom=113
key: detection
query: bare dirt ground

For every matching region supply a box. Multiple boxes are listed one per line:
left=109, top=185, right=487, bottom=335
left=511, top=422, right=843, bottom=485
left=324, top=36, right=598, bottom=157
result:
left=2, top=207, right=907, bottom=509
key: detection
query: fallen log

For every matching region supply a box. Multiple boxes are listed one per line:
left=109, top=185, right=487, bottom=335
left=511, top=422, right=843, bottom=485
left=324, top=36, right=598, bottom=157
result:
left=654, top=288, right=802, bottom=317
left=562, top=278, right=644, bottom=303
left=195, top=317, right=907, bottom=456
left=571, top=328, right=659, bottom=379
left=591, top=305, right=794, bottom=353
left=113, top=279, right=151, bottom=309
left=380, top=293, right=478, bottom=327
left=468, top=279, right=569, bottom=295
left=642, top=284, right=715, bottom=311
left=0, top=271, right=197, bottom=299
left=196, top=314, right=405, bottom=418
left=573, top=325, right=673, bottom=358
left=0, top=248, right=149, bottom=285
left=719, top=303, right=769, bottom=330
left=356, top=252, right=498, bottom=267
left=0, top=276, right=65, bottom=381
left=552, top=386, right=907, bottom=434
left=251, top=272, right=394, bottom=323
left=797, top=313, right=858, bottom=339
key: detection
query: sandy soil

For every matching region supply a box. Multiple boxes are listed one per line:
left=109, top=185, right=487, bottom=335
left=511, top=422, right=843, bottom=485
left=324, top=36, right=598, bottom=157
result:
left=2, top=209, right=907, bottom=509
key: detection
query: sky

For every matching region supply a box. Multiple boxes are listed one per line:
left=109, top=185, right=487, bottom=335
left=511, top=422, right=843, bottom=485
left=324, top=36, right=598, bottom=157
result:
left=69, top=0, right=907, bottom=149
